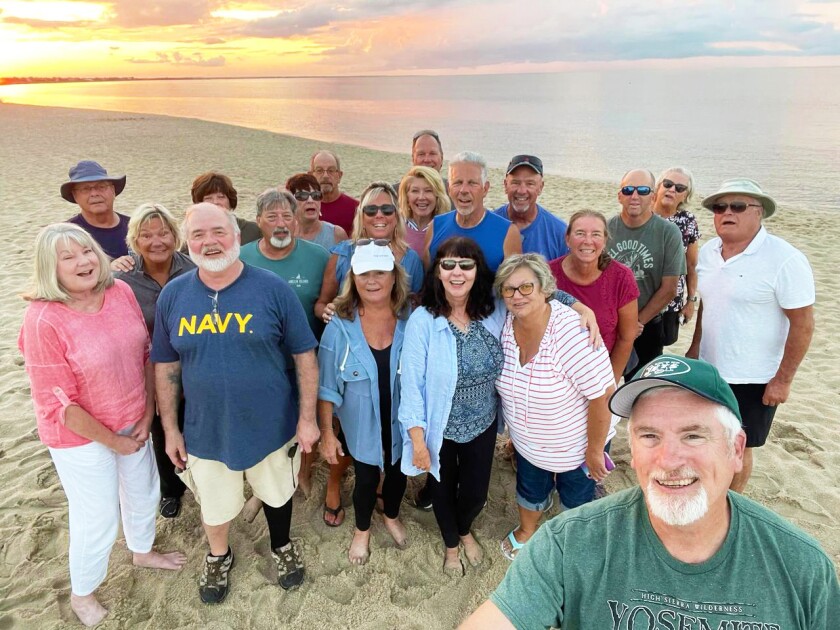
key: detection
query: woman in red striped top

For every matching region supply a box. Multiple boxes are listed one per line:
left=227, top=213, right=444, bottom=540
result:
left=494, top=254, right=616, bottom=561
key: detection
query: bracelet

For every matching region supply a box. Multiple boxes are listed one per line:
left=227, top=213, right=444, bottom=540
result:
left=687, top=295, right=699, bottom=303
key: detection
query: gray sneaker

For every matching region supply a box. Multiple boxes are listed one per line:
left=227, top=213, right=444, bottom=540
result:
left=272, top=541, right=304, bottom=590
left=199, top=549, right=234, bottom=604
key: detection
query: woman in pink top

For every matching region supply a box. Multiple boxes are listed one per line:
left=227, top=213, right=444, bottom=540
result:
left=18, top=224, right=185, bottom=627
left=549, top=210, right=640, bottom=383
left=398, top=165, right=451, bottom=255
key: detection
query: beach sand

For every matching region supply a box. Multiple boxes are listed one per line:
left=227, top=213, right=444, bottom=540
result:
left=0, top=103, right=837, bottom=629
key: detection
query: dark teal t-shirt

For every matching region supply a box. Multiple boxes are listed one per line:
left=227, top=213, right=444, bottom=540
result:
left=152, top=265, right=317, bottom=470
left=491, top=486, right=839, bottom=629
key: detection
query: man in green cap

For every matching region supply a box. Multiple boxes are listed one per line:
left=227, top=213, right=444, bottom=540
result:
left=460, top=355, right=839, bottom=629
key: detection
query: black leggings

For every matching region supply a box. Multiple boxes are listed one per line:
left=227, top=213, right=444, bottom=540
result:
left=430, top=418, right=497, bottom=549
left=353, top=458, right=406, bottom=531
left=626, top=316, right=665, bottom=380
left=150, top=400, right=186, bottom=498
left=263, top=497, right=293, bottom=550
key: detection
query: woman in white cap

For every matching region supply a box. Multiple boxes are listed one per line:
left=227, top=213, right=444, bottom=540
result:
left=317, top=242, right=412, bottom=564
left=18, top=223, right=186, bottom=627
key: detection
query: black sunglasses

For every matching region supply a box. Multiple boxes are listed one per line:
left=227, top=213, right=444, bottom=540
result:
left=293, top=190, right=322, bottom=201
left=620, top=186, right=652, bottom=196
left=661, top=179, right=688, bottom=194
left=355, top=238, right=390, bottom=247
left=362, top=204, right=397, bottom=216
left=710, top=202, right=762, bottom=214
left=439, top=258, right=476, bottom=271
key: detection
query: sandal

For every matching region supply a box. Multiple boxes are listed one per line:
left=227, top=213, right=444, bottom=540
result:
left=500, top=529, right=526, bottom=561
left=323, top=504, right=345, bottom=527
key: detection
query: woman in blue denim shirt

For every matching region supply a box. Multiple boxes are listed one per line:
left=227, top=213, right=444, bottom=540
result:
left=317, top=242, right=412, bottom=565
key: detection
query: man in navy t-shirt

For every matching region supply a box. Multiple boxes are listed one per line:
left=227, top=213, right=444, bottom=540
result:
left=152, top=203, right=319, bottom=603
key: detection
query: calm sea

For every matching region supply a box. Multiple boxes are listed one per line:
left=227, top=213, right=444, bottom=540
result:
left=2, top=68, right=839, bottom=211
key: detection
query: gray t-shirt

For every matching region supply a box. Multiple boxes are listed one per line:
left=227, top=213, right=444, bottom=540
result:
left=491, top=486, right=840, bottom=630
left=607, top=214, right=685, bottom=310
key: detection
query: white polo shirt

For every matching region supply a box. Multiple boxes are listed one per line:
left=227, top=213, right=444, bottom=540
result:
left=697, top=226, right=815, bottom=383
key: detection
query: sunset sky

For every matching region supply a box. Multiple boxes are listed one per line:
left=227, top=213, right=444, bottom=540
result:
left=3, top=0, right=840, bottom=78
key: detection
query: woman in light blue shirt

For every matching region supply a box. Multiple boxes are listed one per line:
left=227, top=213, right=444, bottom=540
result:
left=317, top=242, right=411, bottom=565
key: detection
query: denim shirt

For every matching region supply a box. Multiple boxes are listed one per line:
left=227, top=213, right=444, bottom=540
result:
left=331, top=240, right=425, bottom=293
left=318, top=311, right=406, bottom=469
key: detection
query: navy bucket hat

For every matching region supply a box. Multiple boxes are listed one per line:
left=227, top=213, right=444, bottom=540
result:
left=60, top=160, right=126, bottom=203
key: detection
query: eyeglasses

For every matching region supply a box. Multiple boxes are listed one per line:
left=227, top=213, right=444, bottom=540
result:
left=293, top=190, right=323, bottom=201
left=620, top=186, right=652, bottom=197
left=439, top=258, right=476, bottom=271
left=362, top=204, right=397, bottom=216
left=355, top=238, right=390, bottom=247
left=312, top=168, right=339, bottom=176
left=661, top=179, right=689, bottom=194
left=500, top=282, right=536, bottom=298
left=74, top=181, right=112, bottom=195
left=710, top=202, right=763, bottom=214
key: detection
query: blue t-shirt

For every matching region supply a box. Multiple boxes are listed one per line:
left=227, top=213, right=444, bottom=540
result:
left=67, top=212, right=130, bottom=259
left=331, top=240, right=424, bottom=293
left=151, top=265, right=317, bottom=470
left=429, top=210, right=511, bottom=272
left=493, top=204, right=569, bottom=261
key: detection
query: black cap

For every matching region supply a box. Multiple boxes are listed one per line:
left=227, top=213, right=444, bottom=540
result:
left=506, top=154, right=543, bottom=176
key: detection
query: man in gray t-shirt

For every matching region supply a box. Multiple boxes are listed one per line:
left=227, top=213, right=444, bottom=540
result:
left=606, top=169, right=685, bottom=378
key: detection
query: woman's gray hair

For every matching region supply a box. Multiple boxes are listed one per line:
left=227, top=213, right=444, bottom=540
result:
left=449, top=151, right=488, bottom=185
left=127, top=203, right=182, bottom=252
left=256, top=188, right=297, bottom=217
left=494, top=253, right=557, bottom=298
left=23, top=223, right=114, bottom=302
left=656, top=166, right=695, bottom=210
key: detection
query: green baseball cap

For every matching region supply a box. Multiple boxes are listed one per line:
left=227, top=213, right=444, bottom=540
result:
left=609, top=355, right=742, bottom=422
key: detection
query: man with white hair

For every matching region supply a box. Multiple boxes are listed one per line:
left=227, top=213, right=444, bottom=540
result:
left=425, top=151, right=522, bottom=272
left=461, top=355, right=839, bottom=629
left=151, top=203, right=319, bottom=603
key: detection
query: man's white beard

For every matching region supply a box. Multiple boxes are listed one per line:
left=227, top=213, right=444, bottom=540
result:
left=645, top=475, right=709, bottom=527
left=270, top=233, right=292, bottom=249
left=190, top=240, right=241, bottom=272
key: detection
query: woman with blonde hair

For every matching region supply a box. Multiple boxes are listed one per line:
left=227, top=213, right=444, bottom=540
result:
left=18, top=223, right=185, bottom=627
left=398, top=165, right=451, bottom=255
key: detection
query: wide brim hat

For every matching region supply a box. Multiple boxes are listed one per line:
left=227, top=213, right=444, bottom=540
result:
left=701, top=178, right=776, bottom=218
left=61, top=160, right=126, bottom=203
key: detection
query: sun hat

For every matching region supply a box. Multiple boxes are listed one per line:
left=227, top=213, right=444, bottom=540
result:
left=609, top=355, right=742, bottom=422
left=60, top=160, right=127, bottom=203
left=351, top=241, right=395, bottom=275
left=505, top=154, right=544, bottom=176
left=701, top=178, right=776, bottom=218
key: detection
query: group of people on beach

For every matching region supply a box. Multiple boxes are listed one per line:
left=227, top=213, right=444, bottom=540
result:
left=18, top=129, right=838, bottom=628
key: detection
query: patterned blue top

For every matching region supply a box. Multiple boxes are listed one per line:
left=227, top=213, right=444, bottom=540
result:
left=443, top=320, right=504, bottom=442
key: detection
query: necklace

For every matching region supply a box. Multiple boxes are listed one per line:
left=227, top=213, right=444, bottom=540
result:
left=448, top=312, right=470, bottom=330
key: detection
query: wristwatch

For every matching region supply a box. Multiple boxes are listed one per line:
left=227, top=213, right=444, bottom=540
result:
left=687, top=295, right=699, bottom=303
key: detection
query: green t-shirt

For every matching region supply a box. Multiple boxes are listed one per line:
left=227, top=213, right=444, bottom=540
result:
left=239, top=238, right=329, bottom=335
left=607, top=214, right=686, bottom=310
left=491, top=486, right=839, bottom=630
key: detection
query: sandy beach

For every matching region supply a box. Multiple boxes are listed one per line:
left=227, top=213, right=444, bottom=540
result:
left=0, top=103, right=837, bottom=629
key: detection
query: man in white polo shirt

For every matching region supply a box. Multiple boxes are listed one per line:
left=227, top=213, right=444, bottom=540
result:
left=687, top=178, right=815, bottom=493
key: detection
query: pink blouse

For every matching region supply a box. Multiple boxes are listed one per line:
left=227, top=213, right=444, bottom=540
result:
left=18, top=280, right=150, bottom=448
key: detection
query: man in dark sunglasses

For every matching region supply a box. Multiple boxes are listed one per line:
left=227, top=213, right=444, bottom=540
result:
left=607, top=169, right=686, bottom=379
left=687, top=178, right=815, bottom=493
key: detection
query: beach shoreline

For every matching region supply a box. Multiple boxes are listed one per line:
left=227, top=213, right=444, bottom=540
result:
left=1, top=103, right=837, bottom=629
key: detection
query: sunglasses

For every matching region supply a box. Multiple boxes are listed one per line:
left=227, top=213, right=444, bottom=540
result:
left=710, top=202, right=763, bottom=214
left=500, top=282, right=536, bottom=298
left=439, top=258, right=476, bottom=271
left=293, top=190, right=323, bottom=201
left=362, top=204, right=397, bottom=216
left=661, top=179, right=688, bottom=194
left=355, top=238, right=390, bottom=247
left=620, top=186, right=652, bottom=197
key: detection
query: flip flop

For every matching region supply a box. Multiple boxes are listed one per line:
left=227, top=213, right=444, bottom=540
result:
left=500, top=529, right=526, bottom=561
left=323, top=504, right=345, bottom=527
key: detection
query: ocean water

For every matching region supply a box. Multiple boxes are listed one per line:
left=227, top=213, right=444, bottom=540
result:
left=2, top=68, right=839, bottom=211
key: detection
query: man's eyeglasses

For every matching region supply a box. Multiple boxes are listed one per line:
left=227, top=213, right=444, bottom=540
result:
left=620, top=186, right=652, bottom=197
left=710, top=202, right=762, bottom=214
left=74, top=181, right=112, bottom=195
left=500, top=282, right=536, bottom=298
left=293, top=190, right=323, bottom=201
left=661, top=179, right=688, bottom=194
left=355, top=238, right=390, bottom=247
left=439, top=258, right=476, bottom=271
left=362, top=204, right=397, bottom=216
left=312, top=168, right=339, bottom=176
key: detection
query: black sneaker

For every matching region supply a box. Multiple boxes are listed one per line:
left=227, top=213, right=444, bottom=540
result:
left=413, top=484, right=433, bottom=511
left=159, top=496, right=181, bottom=519
left=199, top=549, right=234, bottom=604
left=272, top=541, right=304, bottom=590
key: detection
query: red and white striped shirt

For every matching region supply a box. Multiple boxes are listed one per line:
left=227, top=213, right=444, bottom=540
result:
left=496, top=301, right=616, bottom=473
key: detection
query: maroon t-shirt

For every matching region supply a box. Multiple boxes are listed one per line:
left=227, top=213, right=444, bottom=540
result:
left=320, top=192, right=358, bottom=235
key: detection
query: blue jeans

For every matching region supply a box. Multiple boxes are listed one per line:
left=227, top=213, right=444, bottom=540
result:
left=515, top=453, right=595, bottom=511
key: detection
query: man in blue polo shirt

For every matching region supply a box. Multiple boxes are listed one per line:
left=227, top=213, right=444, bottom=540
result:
left=493, top=154, right=568, bottom=261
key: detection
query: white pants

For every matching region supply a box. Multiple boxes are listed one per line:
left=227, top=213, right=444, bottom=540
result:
left=49, top=439, right=160, bottom=596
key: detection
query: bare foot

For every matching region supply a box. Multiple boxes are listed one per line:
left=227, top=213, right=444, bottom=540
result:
left=133, top=550, right=187, bottom=570
left=460, top=533, right=484, bottom=567
left=349, top=529, right=371, bottom=565
left=70, top=593, right=108, bottom=627
left=383, top=516, right=408, bottom=549
left=242, top=495, right=263, bottom=523
left=443, top=547, right=464, bottom=577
